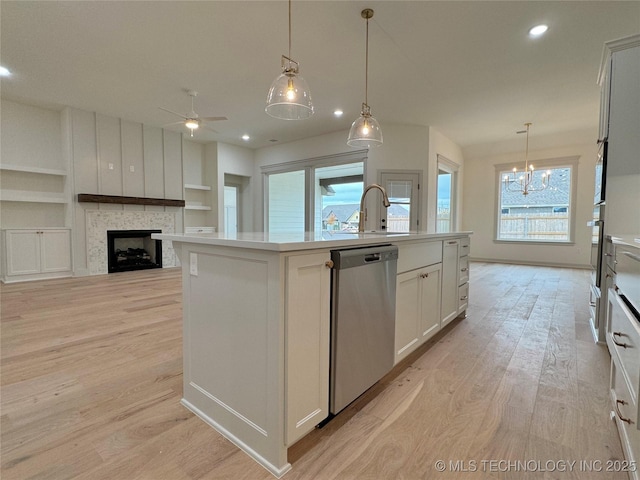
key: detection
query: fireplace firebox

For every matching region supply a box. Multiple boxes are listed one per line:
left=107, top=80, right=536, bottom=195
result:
left=107, top=230, right=162, bottom=273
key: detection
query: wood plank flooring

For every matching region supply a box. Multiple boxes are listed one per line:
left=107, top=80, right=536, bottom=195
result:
left=1, top=263, right=628, bottom=479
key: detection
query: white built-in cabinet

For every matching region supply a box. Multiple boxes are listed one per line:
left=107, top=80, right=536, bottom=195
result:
left=285, top=251, right=331, bottom=445
left=598, top=34, right=640, bottom=476
left=441, top=239, right=460, bottom=326
left=395, top=263, right=442, bottom=363
left=395, top=236, right=470, bottom=364
left=1, top=228, right=71, bottom=283
left=440, top=236, right=470, bottom=327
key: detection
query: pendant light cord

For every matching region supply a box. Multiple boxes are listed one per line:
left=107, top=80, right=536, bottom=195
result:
left=288, top=0, right=292, bottom=61
left=365, top=14, right=369, bottom=106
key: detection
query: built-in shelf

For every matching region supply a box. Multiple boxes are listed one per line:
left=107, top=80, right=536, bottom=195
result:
left=184, top=184, right=212, bottom=191
left=185, top=205, right=212, bottom=211
left=0, top=190, right=67, bottom=203
left=0, top=164, right=67, bottom=176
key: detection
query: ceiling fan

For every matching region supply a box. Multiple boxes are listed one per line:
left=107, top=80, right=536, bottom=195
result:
left=159, top=90, right=227, bottom=137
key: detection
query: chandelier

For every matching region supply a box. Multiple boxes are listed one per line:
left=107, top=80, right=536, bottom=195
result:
left=503, top=123, right=551, bottom=196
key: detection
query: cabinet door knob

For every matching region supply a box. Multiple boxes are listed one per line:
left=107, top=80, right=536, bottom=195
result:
left=325, top=260, right=334, bottom=269
left=615, top=399, right=633, bottom=424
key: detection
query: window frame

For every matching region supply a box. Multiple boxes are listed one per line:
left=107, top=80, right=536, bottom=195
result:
left=436, top=155, right=459, bottom=233
left=494, top=155, right=580, bottom=245
left=262, top=150, right=368, bottom=233
left=378, top=170, right=422, bottom=232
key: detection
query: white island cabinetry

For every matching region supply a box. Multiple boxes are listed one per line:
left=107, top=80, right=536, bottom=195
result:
left=155, top=230, right=471, bottom=477
left=394, top=241, right=443, bottom=364
left=285, top=251, right=331, bottom=445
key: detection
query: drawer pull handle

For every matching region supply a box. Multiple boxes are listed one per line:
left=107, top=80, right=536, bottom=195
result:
left=447, top=241, right=457, bottom=245
left=589, top=302, right=597, bottom=307
left=615, top=399, right=633, bottom=424
left=325, top=260, right=334, bottom=269
left=612, top=332, right=629, bottom=349
left=460, top=295, right=468, bottom=300
left=460, top=268, right=468, bottom=272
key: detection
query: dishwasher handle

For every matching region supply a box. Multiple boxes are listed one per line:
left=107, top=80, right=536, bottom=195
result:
left=364, top=253, right=381, bottom=262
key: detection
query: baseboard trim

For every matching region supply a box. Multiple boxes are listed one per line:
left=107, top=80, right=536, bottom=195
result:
left=469, top=257, right=591, bottom=270
left=180, top=398, right=292, bottom=479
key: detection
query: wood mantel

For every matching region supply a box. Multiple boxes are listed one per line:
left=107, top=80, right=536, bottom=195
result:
left=77, top=194, right=185, bottom=207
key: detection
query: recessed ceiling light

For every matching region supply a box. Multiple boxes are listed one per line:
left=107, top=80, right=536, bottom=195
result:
left=334, top=109, right=344, bottom=117
left=242, top=134, right=250, bottom=141
left=529, top=24, right=548, bottom=37
left=0, top=66, right=11, bottom=77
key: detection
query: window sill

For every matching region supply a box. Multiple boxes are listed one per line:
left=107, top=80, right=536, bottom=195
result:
left=494, top=239, right=575, bottom=246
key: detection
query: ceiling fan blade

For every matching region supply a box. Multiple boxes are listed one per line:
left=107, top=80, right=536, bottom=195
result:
left=200, top=116, right=228, bottom=122
left=201, top=124, right=219, bottom=133
left=162, top=121, right=186, bottom=127
left=159, top=106, right=188, bottom=119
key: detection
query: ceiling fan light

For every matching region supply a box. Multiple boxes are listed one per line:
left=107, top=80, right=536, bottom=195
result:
left=185, top=119, right=199, bottom=130
left=265, top=70, right=314, bottom=120
left=347, top=104, right=383, bottom=148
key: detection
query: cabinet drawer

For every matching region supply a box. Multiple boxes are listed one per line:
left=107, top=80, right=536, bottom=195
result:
left=459, top=237, right=470, bottom=257
left=459, top=256, right=469, bottom=286
left=608, top=289, right=640, bottom=404
left=458, top=283, right=469, bottom=312
left=610, top=359, right=640, bottom=473
left=397, top=241, right=442, bottom=274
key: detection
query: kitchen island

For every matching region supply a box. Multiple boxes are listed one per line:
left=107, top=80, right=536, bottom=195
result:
left=153, top=230, right=471, bottom=477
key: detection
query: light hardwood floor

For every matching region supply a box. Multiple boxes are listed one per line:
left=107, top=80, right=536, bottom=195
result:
left=1, top=263, right=628, bottom=479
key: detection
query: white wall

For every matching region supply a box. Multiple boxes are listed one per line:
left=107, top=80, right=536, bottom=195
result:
left=253, top=124, right=432, bottom=231
left=1, top=99, right=64, bottom=170
left=462, top=140, right=597, bottom=268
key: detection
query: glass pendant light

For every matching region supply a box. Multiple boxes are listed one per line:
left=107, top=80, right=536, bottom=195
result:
left=347, top=8, right=383, bottom=148
left=265, top=0, right=314, bottom=120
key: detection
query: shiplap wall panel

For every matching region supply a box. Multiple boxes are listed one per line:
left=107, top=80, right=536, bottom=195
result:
left=96, top=114, right=123, bottom=197
left=121, top=120, right=145, bottom=198
left=143, top=125, right=164, bottom=198
left=163, top=130, right=183, bottom=200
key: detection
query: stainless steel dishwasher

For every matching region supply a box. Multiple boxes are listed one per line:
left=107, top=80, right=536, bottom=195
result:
left=330, top=244, right=398, bottom=415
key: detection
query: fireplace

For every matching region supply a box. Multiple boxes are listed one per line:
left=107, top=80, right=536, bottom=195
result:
left=107, top=230, right=162, bottom=273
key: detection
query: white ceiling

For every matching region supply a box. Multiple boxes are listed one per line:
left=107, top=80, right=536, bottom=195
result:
left=2, top=1, right=638, bottom=151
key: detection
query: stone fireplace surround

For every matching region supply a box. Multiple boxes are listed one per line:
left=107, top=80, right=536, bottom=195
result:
left=86, top=210, right=176, bottom=275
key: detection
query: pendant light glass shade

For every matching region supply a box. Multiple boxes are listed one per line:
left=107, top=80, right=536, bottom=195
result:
left=347, top=103, right=383, bottom=147
left=347, top=8, right=382, bottom=148
left=266, top=57, right=314, bottom=120
left=265, top=0, right=314, bottom=120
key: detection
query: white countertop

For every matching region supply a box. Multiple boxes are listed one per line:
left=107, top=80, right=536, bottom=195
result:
left=609, top=234, right=640, bottom=250
left=153, top=230, right=473, bottom=252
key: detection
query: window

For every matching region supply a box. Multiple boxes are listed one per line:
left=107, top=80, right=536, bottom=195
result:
left=436, top=155, right=459, bottom=233
left=316, top=163, right=364, bottom=233
left=263, top=152, right=366, bottom=233
left=379, top=171, right=421, bottom=232
left=496, top=157, right=578, bottom=242
left=224, top=185, right=238, bottom=234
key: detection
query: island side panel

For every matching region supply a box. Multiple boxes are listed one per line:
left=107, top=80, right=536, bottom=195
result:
left=175, top=242, right=290, bottom=477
